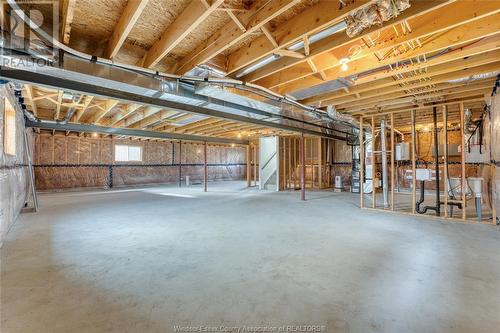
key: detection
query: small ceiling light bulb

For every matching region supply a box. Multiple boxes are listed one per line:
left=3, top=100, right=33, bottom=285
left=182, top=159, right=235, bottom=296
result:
left=339, top=57, right=350, bottom=71
left=92, top=132, right=99, bottom=138
left=237, top=133, right=242, bottom=138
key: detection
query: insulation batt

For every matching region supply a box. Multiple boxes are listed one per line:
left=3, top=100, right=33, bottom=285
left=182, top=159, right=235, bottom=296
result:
left=0, top=85, right=31, bottom=244
left=345, top=0, right=411, bottom=37
left=33, top=134, right=247, bottom=190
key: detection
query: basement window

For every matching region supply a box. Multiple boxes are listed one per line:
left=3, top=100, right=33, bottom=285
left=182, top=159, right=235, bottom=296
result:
left=3, top=97, right=16, bottom=156
left=114, top=144, right=142, bottom=162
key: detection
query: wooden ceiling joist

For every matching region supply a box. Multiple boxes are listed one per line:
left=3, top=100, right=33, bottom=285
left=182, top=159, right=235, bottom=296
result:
left=115, top=106, right=161, bottom=128
left=142, top=0, right=225, bottom=68
left=174, top=0, right=302, bottom=75
left=129, top=110, right=179, bottom=129
left=73, top=95, right=94, bottom=123
left=244, top=0, right=453, bottom=83
left=54, top=91, right=63, bottom=120
left=345, top=86, right=491, bottom=114
left=298, top=35, right=500, bottom=106
left=175, top=118, right=224, bottom=133
left=226, top=0, right=374, bottom=75
left=354, top=96, right=485, bottom=117
left=279, top=17, right=500, bottom=95
left=24, top=85, right=37, bottom=116
left=336, top=80, right=494, bottom=111
left=60, top=0, right=76, bottom=44
left=257, top=2, right=500, bottom=91
left=104, top=0, right=149, bottom=59
left=19, top=0, right=500, bottom=139
left=91, top=100, right=120, bottom=124
left=107, top=103, right=142, bottom=127
left=317, top=63, right=500, bottom=113
left=152, top=113, right=194, bottom=131
left=303, top=58, right=500, bottom=108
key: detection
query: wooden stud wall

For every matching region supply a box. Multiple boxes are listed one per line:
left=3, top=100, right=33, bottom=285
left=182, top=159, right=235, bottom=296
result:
left=358, top=102, right=496, bottom=224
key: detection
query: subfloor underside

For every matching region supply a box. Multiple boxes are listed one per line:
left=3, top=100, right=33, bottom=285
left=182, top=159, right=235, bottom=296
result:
left=1, top=181, right=500, bottom=333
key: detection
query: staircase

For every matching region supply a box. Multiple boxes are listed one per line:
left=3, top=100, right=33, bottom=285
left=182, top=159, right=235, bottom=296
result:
left=259, top=136, right=279, bottom=191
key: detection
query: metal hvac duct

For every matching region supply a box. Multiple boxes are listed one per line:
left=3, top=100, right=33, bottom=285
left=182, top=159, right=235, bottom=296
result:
left=1, top=1, right=358, bottom=141
left=0, top=52, right=354, bottom=141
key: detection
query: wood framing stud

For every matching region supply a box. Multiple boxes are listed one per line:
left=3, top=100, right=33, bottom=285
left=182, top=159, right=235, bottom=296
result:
left=300, top=133, right=305, bottom=201
left=104, top=0, right=149, bottom=59
left=261, top=25, right=278, bottom=48
left=228, top=10, right=246, bottom=32
left=142, top=0, right=225, bottom=68
left=60, top=0, right=76, bottom=44
left=460, top=102, right=466, bottom=220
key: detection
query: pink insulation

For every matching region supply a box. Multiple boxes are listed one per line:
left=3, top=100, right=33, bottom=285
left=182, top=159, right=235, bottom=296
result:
left=33, top=134, right=247, bottom=190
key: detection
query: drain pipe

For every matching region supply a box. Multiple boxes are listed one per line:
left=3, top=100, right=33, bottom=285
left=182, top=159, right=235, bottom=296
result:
left=416, top=105, right=441, bottom=216
left=381, top=119, right=389, bottom=208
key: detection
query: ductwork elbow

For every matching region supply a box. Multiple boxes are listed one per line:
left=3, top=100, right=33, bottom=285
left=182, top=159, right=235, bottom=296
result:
left=326, top=105, right=359, bottom=128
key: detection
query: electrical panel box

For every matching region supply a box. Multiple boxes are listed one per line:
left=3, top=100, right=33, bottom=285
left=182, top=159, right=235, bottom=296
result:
left=395, top=142, right=410, bottom=161
left=415, top=168, right=433, bottom=181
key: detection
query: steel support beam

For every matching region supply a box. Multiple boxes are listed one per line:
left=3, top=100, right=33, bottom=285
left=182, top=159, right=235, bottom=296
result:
left=24, top=119, right=249, bottom=145
left=179, top=140, right=182, bottom=187
left=1, top=66, right=350, bottom=141
left=204, top=141, right=208, bottom=192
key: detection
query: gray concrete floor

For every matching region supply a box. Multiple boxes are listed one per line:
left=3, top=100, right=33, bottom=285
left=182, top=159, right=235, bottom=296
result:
left=2, top=181, right=500, bottom=333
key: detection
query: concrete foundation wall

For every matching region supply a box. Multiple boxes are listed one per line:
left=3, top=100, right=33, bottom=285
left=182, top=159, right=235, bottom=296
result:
left=33, top=133, right=246, bottom=190
left=0, top=85, right=31, bottom=244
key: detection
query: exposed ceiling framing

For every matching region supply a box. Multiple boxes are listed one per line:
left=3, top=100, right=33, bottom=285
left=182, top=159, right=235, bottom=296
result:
left=4, top=0, right=498, bottom=140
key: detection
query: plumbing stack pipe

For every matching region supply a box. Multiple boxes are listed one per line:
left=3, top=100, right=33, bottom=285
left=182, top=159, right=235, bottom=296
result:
left=381, top=119, right=389, bottom=208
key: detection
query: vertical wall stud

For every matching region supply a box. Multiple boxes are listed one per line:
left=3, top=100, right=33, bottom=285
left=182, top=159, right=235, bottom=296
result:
left=372, top=115, right=376, bottom=208
left=178, top=140, right=182, bottom=187
left=443, top=106, right=449, bottom=218
left=492, top=165, right=497, bottom=224
left=318, top=137, right=322, bottom=189
left=246, top=145, right=251, bottom=187
left=360, top=117, right=364, bottom=209
left=411, top=109, right=417, bottom=214
left=253, top=144, right=257, bottom=187
left=300, top=133, right=306, bottom=201
left=460, top=102, right=466, bottom=220
left=390, top=113, right=395, bottom=211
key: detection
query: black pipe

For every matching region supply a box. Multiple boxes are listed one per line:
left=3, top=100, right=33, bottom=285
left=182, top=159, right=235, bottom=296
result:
left=416, top=106, right=441, bottom=216
left=416, top=180, right=463, bottom=214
